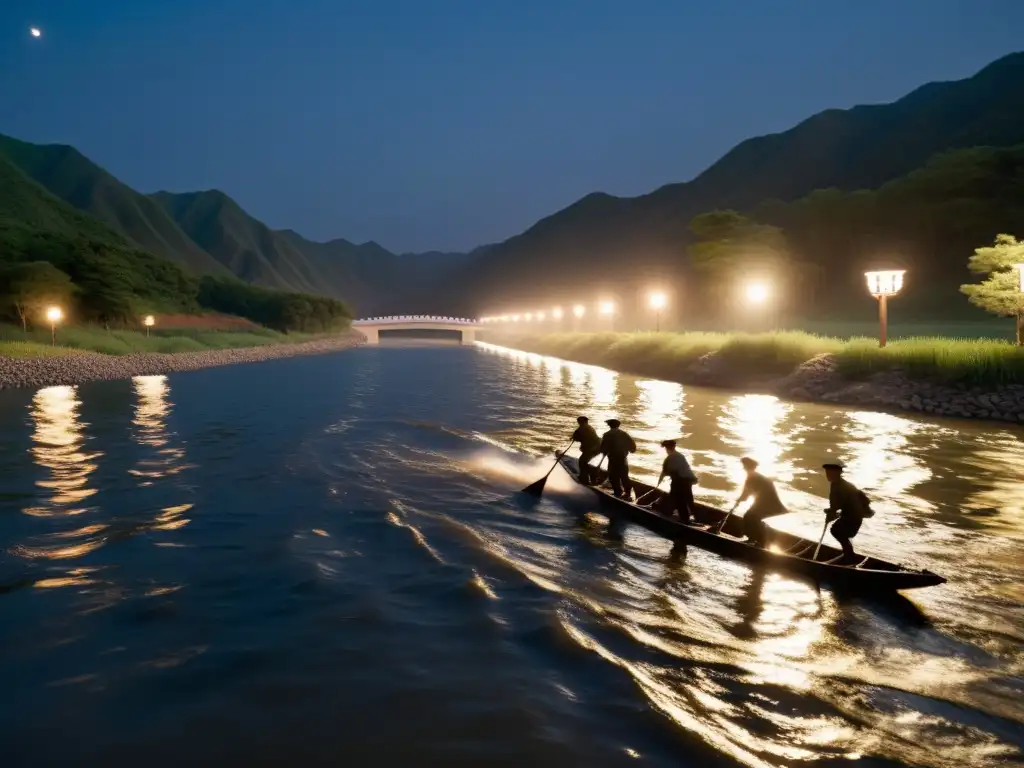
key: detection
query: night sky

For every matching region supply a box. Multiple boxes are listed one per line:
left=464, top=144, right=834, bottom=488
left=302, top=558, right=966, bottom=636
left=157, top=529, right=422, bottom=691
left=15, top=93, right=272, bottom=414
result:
left=2, top=0, right=1023, bottom=254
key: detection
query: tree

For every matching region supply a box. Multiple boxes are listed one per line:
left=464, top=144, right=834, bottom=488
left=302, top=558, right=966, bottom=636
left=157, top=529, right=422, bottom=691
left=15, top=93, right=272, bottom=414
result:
left=960, top=234, right=1024, bottom=344
left=0, top=261, right=76, bottom=330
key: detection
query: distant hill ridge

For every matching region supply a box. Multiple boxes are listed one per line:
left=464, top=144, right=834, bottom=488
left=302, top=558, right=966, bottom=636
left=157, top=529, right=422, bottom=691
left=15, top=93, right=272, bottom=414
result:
left=2, top=51, right=1023, bottom=318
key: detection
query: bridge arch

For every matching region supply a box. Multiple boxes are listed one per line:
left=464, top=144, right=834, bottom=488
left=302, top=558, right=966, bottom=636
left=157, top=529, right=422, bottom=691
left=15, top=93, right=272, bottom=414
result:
left=351, top=316, right=484, bottom=345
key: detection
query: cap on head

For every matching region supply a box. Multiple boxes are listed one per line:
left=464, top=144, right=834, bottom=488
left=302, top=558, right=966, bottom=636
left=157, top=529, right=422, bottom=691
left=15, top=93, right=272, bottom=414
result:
left=740, top=457, right=758, bottom=469
left=606, top=418, right=620, bottom=428
left=822, top=462, right=844, bottom=471
left=661, top=439, right=676, bottom=449
left=577, top=416, right=588, bottom=424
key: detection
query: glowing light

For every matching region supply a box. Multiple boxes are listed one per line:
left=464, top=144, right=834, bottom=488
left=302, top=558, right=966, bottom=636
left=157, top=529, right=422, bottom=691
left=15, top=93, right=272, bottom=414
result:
left=864, top=270, right=905, bottom=297
left=525, top=312, right=533, bottom=321
left=552, top=307, right=564, bottom=320
left=745, top=282, right=769, bottom=305
left=649, top=291, right=667, bottom=310
left=46, top=306, right=63, bottom=323
left=143, top=315, right=155, bottom=328
left=30, top=27, right=42, bottom=38
left=573, top=304, right=586, bottom=318
left=536, top=311, right=546, bottom=321
left=511, top=314, right=521, bottom=322
left=599, top=300, right=616, bottom=316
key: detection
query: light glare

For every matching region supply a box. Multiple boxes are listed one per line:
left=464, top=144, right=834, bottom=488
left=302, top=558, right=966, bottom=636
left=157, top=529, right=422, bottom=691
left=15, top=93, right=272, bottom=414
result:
left=649, top=291, right=667, bottom=310
left=599, top=300, right=615, bottom=316
left=30, top=27, right=42, bottom=38
left=745, top=282, right=769, bottom=305
left=46, top=306, right=63, bottom=322
left=552, top=307, right=564, bottom=319
left=573, top=304, right=586, bottom=318
left=143, top=315, right=155, bottom=327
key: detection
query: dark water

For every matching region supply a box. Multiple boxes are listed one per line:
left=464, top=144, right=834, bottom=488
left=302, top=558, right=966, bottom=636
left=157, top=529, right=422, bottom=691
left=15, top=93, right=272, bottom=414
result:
left=1, top=341, right=1022, bottom=767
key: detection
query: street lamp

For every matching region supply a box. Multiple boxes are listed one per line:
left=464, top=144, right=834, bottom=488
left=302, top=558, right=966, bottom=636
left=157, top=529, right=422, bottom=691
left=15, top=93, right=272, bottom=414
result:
left=525, top=312, right=533, bottom=322
left=45, top=306, right=63, bottom=346
left=599, top=300, right=616, bottom=332
left=143, top=314, right=155, bottom=337
left=536, top=311, right=546, bottom=321
left=552, top=306, right=564, bottom=321
left=648, top=291, right=667, bottom=331
left=865, top=270, right=905, bottom=348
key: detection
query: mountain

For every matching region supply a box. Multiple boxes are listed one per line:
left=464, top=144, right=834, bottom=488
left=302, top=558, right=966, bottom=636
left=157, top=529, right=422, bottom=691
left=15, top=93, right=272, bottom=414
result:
left=150, top=189, right=331, bottom=293
left=0, top=134, right=228, bottom=277
left=151, top=192, right=474, bottom=315
left=0, top=129, right=472, bottom=315
left=437, top=51, right=1024, bottom=317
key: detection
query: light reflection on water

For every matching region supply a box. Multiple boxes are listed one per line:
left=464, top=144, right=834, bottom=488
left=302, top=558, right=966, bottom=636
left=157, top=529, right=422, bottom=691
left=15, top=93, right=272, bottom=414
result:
left=1, top=344, right=1022, bottom=767
left=473, top=341, right=1024, bottom=766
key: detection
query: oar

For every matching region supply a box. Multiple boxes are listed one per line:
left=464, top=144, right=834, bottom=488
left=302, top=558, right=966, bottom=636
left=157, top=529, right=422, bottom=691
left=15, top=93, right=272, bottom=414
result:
left=636, top=479, right=663, bottom=505
left=811, top=516, right=830, bottom=561
left=521, top=440, right=574, bottom=496
left=716, top=502, right=739, bottom=534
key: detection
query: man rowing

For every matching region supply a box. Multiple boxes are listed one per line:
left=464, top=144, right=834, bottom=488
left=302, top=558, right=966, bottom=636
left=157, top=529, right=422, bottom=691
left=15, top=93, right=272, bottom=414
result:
left=600, top=418, right=637, bottom=499
left=733, top=457, right=787, bottom=546
left=571, top=416, right=601, bottom=484
left=657, top=440, right=698, bottom=523
left=822, top=462, right=870, bottom=562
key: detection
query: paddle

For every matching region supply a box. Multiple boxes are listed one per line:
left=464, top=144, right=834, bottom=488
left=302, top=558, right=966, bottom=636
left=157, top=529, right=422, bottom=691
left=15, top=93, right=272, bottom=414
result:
left=811, top=515, right=830, bottom=561
left=716, top=502, right=739, bottom=534
left=521, top=439, right=574, bottom=496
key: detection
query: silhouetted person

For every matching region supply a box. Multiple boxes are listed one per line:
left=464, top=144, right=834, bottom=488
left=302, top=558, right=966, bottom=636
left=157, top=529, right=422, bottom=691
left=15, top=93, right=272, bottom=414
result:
left=657, top=440, right=697, bottom=523
left=600, top=418, right=637, bottom=499
left=572, top=416, right=601, bottom=485
left=822, top=462, right=870, bottom=561
left=734, top=457, right=787, bottom=546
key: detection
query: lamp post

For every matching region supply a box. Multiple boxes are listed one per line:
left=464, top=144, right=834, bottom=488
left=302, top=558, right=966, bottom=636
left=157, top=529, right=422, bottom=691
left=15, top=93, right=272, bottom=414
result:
left=45, top=306, right=63, bottom=346
left=143, top=314, right=155, bottom=337
left=598, top=300, right=616, bottom=331
left=648, top=291, right=667, bottom=331
left=1014, top=265, right=1024, bottom=345
left=552, top=306, right=564, bottom=328
left=865, top=270, right=905, bottom=348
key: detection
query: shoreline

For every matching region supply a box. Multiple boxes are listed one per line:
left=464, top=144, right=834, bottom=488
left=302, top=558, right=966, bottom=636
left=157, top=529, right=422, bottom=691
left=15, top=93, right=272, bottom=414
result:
left=491, top=338, right=1024, bottom=425
left=0, top=333, right=363, bottom=390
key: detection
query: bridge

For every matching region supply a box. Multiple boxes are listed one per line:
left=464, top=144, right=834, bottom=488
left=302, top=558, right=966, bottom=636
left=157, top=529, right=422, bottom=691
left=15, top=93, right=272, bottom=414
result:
left=351, top=316, right=484, bottom=345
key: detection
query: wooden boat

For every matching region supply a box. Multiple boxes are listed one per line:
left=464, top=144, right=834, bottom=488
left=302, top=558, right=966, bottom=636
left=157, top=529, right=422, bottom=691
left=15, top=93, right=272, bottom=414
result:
left=557, top=455, right=946, bottom=592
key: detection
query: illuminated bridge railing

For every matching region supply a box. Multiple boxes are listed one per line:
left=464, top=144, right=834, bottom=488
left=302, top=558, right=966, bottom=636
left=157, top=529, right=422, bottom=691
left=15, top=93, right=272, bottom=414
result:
left=352, top=316, right=482, bottom=326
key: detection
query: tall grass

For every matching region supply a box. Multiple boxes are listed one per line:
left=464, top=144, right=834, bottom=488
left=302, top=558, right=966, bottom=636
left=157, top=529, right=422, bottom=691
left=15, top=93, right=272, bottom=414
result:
left=0, top=324, right=329, bottom=357
left=498, top=331, right=1024, bottom=386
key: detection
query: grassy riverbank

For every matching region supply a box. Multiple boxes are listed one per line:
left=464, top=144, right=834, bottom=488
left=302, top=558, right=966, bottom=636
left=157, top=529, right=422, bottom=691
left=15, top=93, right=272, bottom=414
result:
left=0, top=324, right=328, bottom=358
left=497, top=331, right=1024, bottom=386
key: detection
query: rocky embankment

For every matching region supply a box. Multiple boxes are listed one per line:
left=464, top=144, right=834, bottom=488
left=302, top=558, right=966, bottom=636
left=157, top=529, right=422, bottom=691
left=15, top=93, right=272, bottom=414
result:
left=506, top=340, right=1024, bottom=424
left=0, top=334, right=363, bottom=390
left=775, top=354, right=1024, bottom=423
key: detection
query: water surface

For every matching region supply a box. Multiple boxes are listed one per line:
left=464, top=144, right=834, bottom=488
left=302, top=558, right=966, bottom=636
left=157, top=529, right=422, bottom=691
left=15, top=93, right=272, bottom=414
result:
left=1, top=341, right=1021, bottom=766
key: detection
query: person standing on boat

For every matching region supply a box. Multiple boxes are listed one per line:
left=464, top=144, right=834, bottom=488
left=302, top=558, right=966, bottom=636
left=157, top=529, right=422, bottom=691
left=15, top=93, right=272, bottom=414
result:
left=657, top=440, right=698, bottom=523
left=822, top=462, right=869, bottom=561
left=600, top=418, right=637, bottom=499
left=571, top=416, right=602, bottom=485
left=734, top=457, right=787, bottom=545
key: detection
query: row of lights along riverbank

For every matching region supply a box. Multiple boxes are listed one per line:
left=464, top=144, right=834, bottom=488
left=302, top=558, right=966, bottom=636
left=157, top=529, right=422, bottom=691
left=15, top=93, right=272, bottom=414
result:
left=482, top=271, right=911, bottom=348
left=42, top=307, right=156, bottom=345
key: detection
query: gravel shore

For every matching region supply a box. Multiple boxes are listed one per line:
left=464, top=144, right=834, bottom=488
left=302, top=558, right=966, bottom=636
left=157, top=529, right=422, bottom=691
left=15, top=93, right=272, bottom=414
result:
left=0, top=333, right=363, bottom=390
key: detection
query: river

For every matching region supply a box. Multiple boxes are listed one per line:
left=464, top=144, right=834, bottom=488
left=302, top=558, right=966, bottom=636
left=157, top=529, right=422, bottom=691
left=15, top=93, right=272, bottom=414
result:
left=0, top=341, right=1021, bottom=767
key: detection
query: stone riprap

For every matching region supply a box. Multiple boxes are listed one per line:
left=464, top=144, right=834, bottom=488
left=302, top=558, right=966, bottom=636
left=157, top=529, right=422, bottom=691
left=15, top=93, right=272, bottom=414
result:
left=775, top=354, right=1024, bottom=423
left=0, top=334, right=363, bottom=390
